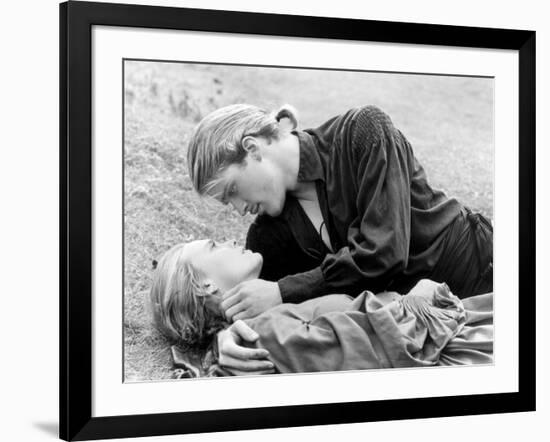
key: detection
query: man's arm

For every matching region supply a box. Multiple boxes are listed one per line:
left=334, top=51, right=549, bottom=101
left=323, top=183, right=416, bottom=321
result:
left=246, top=214, right=321, bottom=282
left=222, top=107, right=415, bottom=320
left=278, top=106, right=413, bottom=300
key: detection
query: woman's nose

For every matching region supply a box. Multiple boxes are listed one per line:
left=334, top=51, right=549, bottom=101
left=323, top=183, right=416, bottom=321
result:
left=230, top=200, right=247, bottom=216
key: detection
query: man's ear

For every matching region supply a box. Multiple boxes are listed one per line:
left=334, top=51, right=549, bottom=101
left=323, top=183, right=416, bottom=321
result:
left=241, top=136, right=262, bottom=161
left=202, top=279, right=219, bottom=296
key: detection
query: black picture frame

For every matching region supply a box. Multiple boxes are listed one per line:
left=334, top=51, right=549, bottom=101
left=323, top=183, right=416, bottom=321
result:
left=60, top=1, right=536, bottom=440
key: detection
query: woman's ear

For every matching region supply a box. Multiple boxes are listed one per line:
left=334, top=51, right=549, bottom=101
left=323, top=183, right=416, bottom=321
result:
left=242, top=136, right=262, bottom=161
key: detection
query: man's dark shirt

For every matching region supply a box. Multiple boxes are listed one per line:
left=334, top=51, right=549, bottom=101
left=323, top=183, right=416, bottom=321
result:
left=246, top=106, right=463, bottom=303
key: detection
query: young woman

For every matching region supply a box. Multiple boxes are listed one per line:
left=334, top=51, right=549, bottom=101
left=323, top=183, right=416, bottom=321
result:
left=186, top=103, right=493, bottom=372
left=150, top=239, right=493, bottom=375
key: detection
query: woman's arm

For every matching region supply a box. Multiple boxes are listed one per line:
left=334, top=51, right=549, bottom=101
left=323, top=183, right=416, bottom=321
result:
left=245, top=294, right=391, bottom=373
left=246, top=282, right=474, bottom=373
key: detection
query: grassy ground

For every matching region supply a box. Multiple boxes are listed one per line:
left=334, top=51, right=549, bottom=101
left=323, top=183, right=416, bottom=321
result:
left=123, top=60, right=494, bottom=382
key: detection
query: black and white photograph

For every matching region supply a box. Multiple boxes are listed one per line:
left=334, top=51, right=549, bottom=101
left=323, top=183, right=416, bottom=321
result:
left=124, top=60, right=494, bottom=382
left=53, top=1, right=537, bottom=440
left=2, top=0, right=545, bottom=440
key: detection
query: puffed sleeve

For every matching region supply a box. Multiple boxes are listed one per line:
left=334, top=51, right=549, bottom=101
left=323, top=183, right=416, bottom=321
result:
left=244, top=282, right=491, bottom=374
left=245, top=294, right=393, bottom=373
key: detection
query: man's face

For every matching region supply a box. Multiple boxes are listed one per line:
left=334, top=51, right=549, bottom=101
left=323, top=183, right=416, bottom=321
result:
left=210, top=153, right=287, bottom=217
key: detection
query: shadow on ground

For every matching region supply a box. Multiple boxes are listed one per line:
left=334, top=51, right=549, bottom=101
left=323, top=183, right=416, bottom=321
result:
left=33, top=421, right=58, bottom=438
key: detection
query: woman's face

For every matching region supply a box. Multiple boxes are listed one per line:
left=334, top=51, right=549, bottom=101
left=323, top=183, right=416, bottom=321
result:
left=211, top=145, right=288, bottom=217
left=184, top=239, right=263, bottom=293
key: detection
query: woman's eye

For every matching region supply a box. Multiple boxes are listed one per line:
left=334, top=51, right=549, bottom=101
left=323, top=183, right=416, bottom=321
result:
left=228, top=184, right=237, bottom=197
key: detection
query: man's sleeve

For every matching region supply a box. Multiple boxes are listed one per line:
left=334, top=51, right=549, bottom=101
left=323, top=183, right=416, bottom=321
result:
left=278, top=106, right=413, bottom=301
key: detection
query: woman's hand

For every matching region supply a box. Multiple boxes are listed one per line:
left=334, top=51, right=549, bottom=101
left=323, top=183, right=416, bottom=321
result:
left=221, top=279, right=282, bottom=321
left=217, top=320, right=275, bottom=375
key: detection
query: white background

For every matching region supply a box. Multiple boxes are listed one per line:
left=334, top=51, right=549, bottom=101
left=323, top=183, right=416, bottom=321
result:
left=0, top=0, right=547, bottom=441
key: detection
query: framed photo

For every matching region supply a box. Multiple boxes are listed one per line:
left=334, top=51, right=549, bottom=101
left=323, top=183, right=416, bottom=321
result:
left=60, top=1, right=535, bottom=440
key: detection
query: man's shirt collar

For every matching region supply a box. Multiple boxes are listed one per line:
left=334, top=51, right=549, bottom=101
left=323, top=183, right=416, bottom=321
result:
left=295, top=130, right=325, bottom=182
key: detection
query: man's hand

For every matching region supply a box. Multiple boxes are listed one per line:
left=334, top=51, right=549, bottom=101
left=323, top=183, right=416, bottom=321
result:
left=221, top=279, right=282, bottom=322
left=217, top=320, right=275, bottom=375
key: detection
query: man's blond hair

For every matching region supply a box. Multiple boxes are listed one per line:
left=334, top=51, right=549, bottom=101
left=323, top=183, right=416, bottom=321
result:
left=187, top=104, right=297, bottom=196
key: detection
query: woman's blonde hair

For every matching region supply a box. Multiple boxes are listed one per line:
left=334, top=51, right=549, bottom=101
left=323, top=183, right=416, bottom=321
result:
left=187, top=103, right=298, bottom=196
left=149, top=243, right=226, bottom=350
